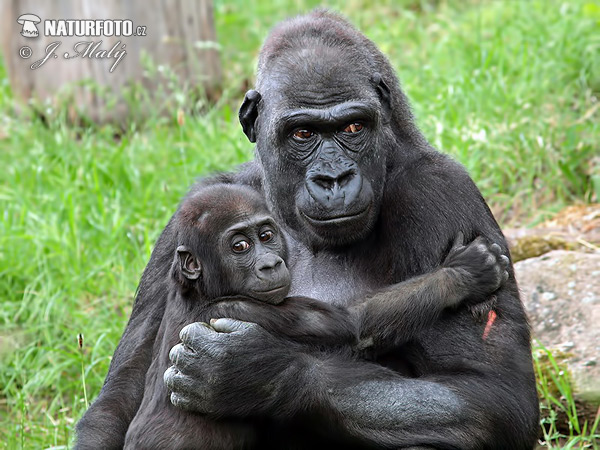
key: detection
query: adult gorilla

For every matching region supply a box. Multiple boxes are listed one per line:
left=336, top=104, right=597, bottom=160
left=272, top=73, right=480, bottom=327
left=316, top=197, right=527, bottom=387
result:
left=76, top=10, right=539, bottom=450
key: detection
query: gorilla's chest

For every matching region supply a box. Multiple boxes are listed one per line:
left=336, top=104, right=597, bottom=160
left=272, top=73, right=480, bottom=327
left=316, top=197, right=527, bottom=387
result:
left=287, top=248, right=377, bottom=306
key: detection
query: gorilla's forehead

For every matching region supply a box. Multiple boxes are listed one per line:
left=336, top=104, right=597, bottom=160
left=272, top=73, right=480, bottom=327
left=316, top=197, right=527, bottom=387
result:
left=194, top=205, right=272, bottom=240
left=222, top=213, right=274, bottom=233
left=276, top=85, right=373, bottom=110
left=179, top=185, right=269, bottom=231
left=259, top=47, right=377, bottom=108
left=203, top=198, right=268, bottom=227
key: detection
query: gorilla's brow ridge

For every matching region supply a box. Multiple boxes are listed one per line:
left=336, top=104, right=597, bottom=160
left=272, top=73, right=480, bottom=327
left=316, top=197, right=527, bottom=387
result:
left=224, top=216, right=276, bottom=236
left=279, top=102, right=378, bottom=130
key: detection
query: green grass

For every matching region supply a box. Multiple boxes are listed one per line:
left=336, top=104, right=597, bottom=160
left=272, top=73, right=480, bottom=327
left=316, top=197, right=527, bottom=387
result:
left=1, top=0, right=598, bottom=448
left=535, top=343, right=600, bottom=449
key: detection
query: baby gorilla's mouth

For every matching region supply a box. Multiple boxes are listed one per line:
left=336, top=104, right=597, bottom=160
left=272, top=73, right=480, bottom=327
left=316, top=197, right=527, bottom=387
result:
left=254, top=285, right=288, bottom=295
left=250, top=285, right=289, bottom=305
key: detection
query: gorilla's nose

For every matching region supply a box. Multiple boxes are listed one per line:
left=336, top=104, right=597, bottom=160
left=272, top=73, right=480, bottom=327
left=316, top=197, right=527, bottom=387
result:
left=306, top=169, right=361, bottom=207
left=256, top=254, right=285, bottom=280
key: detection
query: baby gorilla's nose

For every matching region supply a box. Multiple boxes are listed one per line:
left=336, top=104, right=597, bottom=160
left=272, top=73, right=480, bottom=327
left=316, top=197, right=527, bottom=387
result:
left=256, top=254, right=284, bottom=280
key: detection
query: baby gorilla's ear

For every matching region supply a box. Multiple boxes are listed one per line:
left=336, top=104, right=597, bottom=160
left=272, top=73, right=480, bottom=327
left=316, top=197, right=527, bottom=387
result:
left=176, top=245, right=202, bottom=280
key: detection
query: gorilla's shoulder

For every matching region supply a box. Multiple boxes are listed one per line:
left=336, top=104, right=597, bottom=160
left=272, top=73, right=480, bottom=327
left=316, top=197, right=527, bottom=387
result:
left=388, top=149, right=477, bottom=193
left=385, top=149, right=503, bottom=241
left=397, top=149, right=474, bottom=184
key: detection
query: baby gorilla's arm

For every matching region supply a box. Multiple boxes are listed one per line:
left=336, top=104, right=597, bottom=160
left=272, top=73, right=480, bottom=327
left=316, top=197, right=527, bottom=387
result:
left=208, top=296, right=356, bottom=348
left=206, top=234, right=508, bottom=355
left=351, top=234, right=509, bottom=352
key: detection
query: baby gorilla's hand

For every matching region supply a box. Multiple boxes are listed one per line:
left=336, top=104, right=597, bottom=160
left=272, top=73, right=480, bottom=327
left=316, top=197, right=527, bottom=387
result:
left=442, top=233, right=510, bottom=305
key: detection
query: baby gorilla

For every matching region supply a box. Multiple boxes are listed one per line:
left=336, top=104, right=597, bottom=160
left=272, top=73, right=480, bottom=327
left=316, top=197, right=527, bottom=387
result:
left=124, top=184, right=509, bottom=449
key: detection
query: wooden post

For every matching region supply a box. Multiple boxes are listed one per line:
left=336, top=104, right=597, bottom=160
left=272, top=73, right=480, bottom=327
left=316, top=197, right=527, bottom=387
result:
left=0, top=0, right=221, bottom=122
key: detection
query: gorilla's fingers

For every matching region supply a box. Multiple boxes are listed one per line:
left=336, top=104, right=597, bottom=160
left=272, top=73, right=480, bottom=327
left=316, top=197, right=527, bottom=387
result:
left=169, top=343, right=189, bottom=366
left=472, top=236, right=487, bottom=249
left=485, top=253, right=496, bottom=267
left=164, top=366, right=199, bottom=394
left=179, top=321, right=216, bottom=346
left=168, top=343, right=212, bottom=372
left=210, top=318, right=257, bottom=334
left=163, top=365, right=183, bottom=391
left=165, top=367, right=215, bottom=414
left=499, top=254, right=510, bottom=269
left=490, top=243, right=502, bottom=256
left=170, top=392, right=194, bottom=411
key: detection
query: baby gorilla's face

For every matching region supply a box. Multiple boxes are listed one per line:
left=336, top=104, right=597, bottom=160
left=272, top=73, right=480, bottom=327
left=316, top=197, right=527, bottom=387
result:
left=220, top=214, right=291, bottom=304
left=175, top=184, right=291, bottom=303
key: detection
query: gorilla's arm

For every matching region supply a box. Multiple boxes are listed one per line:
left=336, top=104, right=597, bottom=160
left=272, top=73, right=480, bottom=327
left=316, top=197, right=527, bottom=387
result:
left=165, top=289, right=536, bottom=450
left=208, top=295, right=357, bottom=348
left=214, top=232, right=510, bottom=356
left=306, top=289, right=538, bottom=450
left=74, top=164, right=262, bottom=450
left=164, top=158, right=538, bottom=449
left=351, top=234, right=508, bottom=353
left=165, top=282, right=536, bottom=450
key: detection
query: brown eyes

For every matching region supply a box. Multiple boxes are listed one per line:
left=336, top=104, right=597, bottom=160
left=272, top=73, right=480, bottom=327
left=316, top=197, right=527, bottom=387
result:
left=259, top=230, right=274, bottom=242
left=343, top=122, right=363, bottom=133
left=232, top=230, right=274, bottom=252
left=293, top=129, right=314, bottom=140
left=232, top=240, right=250, bottom=253
left=292, top=123, right=364, bottom=140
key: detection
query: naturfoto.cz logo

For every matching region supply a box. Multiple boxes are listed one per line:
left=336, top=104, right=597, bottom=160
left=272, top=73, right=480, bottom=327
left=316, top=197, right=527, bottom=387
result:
left=16, top=14, right=148, bottom=73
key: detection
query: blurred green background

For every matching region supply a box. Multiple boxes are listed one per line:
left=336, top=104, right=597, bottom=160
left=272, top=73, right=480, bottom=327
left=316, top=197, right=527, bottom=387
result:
left=0, top=0, right=598, bottom=448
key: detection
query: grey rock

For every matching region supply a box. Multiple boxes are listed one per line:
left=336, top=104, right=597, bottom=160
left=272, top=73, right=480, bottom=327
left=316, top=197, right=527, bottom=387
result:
left=515, top=250, right=600, bottom=404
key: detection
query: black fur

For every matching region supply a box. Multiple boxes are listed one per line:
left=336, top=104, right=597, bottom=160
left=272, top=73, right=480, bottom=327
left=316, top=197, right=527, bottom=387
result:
left=122, top=184, right=507, bottom=448
left=75, top=10, right=538, bottom=450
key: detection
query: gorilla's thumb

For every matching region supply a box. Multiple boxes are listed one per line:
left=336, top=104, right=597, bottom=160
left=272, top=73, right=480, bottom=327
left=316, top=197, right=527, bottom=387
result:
left=210, top=318, right=255, bottom=334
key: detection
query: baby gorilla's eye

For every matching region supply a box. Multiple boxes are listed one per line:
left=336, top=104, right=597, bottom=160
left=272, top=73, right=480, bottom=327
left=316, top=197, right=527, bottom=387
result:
left=259, top=230, right=274, bottom=242
left=293, top=129, right=314, bottom=140
left=232, top=240, right=251, bottom=253
left=342, top=122, right=364, bottom=133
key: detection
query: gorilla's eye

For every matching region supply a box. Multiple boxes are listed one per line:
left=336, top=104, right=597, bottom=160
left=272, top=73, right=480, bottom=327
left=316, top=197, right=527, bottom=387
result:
left=259, top=230, right=274, bottom=242
left=232, top=240, right=251, bottom=253
left=293, top=129, right=314, bottom=140
left=342, top=122, right=364, bottom=133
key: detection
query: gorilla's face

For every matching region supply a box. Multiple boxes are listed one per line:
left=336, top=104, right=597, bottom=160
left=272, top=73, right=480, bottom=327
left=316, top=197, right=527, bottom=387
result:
left=247, top=58, right=392, bottom=248
left=174, top=185, right=291, bottom=304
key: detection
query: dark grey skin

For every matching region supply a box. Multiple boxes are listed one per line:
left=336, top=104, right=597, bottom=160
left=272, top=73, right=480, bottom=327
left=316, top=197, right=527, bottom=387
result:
left=124, top=184, right=509, bottom=449
left=75, top=10, right=539, bottom=450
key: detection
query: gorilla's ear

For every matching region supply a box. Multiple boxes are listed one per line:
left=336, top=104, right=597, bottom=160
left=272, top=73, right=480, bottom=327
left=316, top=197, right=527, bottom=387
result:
left=176, top=245, right=202, bottom=280
left=239, top=90, right=262, bottom=143
left=371, top=73, right=392, bottom=124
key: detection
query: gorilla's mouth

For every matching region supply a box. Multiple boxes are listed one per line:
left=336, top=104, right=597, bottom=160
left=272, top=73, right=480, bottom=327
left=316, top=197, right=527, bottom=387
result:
left=301, top=204, right=371, bottom=226
left=254, top=285, right=288, bottom=295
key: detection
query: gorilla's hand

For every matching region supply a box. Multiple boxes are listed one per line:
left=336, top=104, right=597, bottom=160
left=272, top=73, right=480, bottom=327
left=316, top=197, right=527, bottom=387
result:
left=442, top=233, right=510, bottom=306
left=164, top=318, right=311, bottom=418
